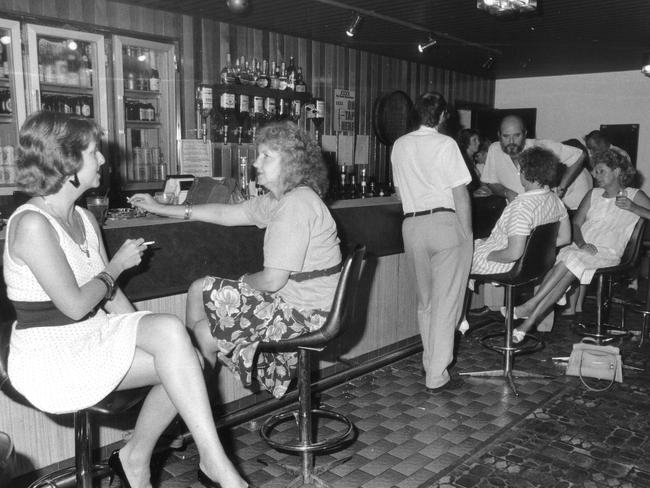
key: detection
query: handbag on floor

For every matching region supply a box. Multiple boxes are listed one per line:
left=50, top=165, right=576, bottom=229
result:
left=565, top=337, right=623, bottom=391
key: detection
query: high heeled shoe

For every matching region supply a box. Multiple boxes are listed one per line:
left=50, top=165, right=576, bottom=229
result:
left=197, top=468, right=222, bottom=488
left=108, top=449, right=132, bottom=488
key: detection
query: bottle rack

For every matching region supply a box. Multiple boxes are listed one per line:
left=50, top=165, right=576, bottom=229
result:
left=213, top=83, right=311, bottom=102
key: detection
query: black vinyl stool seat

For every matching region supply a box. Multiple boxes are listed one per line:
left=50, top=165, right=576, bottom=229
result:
left=0, top=323, right=149, bottom=488
left=575, top=218, right=647, bottom=344
left=460, top=221, right=560, bottom=396
left=258, top=245, right=366, bottom=488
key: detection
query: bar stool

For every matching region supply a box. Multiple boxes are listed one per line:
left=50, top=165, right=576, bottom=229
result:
left=0, top=324, right=149, bottom=488
left=460, top=221, right=560, bottom=396
left=575, top=218, right=646, bottom=344
left=258, top=245, right=366, bottom=488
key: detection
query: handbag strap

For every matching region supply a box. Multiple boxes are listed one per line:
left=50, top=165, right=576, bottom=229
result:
left=578, top=349, right=617, bottom=392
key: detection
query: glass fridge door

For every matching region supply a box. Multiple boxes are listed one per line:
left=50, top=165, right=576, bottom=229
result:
left=113, top=35, right=178, bottom=190
left=0, top=18, right=27, bottom=195
left=24, top=24, right=109, bottom=138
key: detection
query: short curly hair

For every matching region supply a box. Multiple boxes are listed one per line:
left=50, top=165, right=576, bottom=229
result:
left=457, top=128, right=480, bottom=153
left=592, top=148, right=636, bottom=187
left=16, top=111, right=102, bottom=196
left=517, top=147, right=559, bottom=187
left=255, top=121, right=328, bottom=196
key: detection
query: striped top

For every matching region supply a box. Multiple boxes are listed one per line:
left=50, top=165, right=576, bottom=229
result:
left=471, top=188, right=568, bottom=275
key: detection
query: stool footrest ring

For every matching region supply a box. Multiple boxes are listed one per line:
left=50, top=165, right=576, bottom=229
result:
left=479, top=331, right=544, bottom=354
left=260, top=408, right=354, bottom=453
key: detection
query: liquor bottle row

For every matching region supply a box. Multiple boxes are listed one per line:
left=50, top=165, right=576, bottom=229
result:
left=0, top=144, right=15, bottom=184
left=212, top=93, right=302, bottom=144
left=38, top=38, right=93, bottom=88
left=127, top=145, right=167, bottom=182
left=123, top=46, right=161, bottom=92
left=332, top=166, right=393, bottom=200
left=41, top=94, right=94, bottom=118
left=125, top=99, right=157, bottom=122
left=220, top=54, right=307, bottom=93
left=0, top=90, right=12, bottom=114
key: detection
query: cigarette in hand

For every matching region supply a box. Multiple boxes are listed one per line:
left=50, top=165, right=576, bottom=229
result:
left=142, top=241, right=155, bottom=246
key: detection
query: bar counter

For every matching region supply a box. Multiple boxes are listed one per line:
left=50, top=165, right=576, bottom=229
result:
left=0, top=194, right=505, bottom=476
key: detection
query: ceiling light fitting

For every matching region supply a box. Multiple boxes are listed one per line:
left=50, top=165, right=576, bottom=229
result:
left=418, top=37, right=438, bottom=53
left=481, top=56, right=495, bottom=70
left=642, top=53, right=650, bottom=77
left=477, top=0, right=537, bottom=17
left=345, top=12, right=363, bottom=38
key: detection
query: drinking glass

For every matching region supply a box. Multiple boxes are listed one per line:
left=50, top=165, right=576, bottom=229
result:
left=86, top=195, right=109, bottom=224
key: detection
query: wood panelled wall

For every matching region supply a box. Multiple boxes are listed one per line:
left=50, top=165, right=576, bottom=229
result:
left=200, top=19, right=494, bottom=182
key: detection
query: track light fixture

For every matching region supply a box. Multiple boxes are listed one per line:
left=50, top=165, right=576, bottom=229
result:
left=417, top=37, right=438, bottom=53
left=481, top=56, right=495, bottom=70
left=642, top=53, right=650, bottom=77
left=345, top=12, right=363, bottom=38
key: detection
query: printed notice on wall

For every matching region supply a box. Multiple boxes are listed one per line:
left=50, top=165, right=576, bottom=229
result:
left=179, top=140, right=213, bottom=177
left=334, top=89, right=356, bottom=133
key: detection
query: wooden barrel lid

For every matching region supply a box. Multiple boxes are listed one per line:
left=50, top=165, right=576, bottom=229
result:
left=372, top=91, right=417, bottom=146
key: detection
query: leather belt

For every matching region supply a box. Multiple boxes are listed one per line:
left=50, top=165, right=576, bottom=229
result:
left=404, top=207, right=455, bottom=219
left=289, top=262, right=342, bottom=282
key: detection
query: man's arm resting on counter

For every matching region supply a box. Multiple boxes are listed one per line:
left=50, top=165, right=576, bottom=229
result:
left=452, top=184, right=472, bottom=238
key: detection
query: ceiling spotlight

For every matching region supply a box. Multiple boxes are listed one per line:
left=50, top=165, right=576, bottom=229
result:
left=345, top=12, right=363, bottom=38
left=642, top=53, right=650, bottom=77
left=67, top=40, right=78, bottom=51
left=0, top=36, right=10, bottom=46
left=417, top=37, right=438, bottom=53
left=226, top=0, right=250, bottom=14
left=481, top=56, right=495, bottom=70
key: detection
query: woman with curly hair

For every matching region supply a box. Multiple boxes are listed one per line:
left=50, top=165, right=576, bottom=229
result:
left=470, top=146, right=570, bottom=276
left=510, top=148, right=650, bottom=343
left=131, top=121, right=341, bottom=398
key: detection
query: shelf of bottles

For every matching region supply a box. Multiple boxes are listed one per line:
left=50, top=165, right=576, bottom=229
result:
left=209, top=54, right=312, bottom=178
left=25, top=24, right=108, bottom=138
left=113, top=36, right=177, bottom=190
left=0, top=19, right=27, bottom=192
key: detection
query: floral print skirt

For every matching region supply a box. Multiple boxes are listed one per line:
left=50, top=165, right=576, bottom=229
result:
left=202, top=276, right=328, bottom=398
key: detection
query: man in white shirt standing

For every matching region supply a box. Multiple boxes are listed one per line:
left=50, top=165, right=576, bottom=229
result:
left=391, top=92, right=472, bottom=392
left=481, top=115, right=591, bottom=211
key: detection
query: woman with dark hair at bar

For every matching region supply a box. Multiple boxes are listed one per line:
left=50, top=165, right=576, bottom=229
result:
left=510, top=149, right=650, bottom=343
left=131, top=121, right=341, bottom=399
left=3, top=112, right=248, bottom=488
left=457, top=128, right=482, bottom=192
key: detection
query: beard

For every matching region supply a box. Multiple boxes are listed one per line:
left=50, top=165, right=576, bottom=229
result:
left=502, top=142, right=524, bottom=156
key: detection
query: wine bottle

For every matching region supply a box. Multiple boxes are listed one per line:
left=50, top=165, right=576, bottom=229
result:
left=278, top=62, right=288, bottom=90
left=149, top=51, right=160, bottom=91
left=237, top=93, right=250, bottom=143
left=220, top=53, right=236, bottom=85
left=256, top=59, right=270, bottom=88
left=294, top=67, right=307, bottom=93
left=286, top=56, right=296, bottom=91
left=251, top=95, right=264, bottom=139
left=269, top=61, right=279, bottom=90
left=219, top=89, right=236, bottom=144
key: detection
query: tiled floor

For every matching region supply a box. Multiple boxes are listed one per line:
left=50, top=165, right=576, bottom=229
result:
left=129, top=287, right=650, bottom=488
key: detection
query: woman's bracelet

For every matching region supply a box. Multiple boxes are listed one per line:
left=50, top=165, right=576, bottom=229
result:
left=184, top=202, right=193, bottom=220
left=95, top=271, right=116, bottom=300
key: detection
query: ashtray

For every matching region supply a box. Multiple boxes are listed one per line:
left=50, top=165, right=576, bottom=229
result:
left=106, top=207, right=146, bottom=220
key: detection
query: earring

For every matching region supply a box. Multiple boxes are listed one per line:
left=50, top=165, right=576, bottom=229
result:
left=69, top=173, right=80, bottom=188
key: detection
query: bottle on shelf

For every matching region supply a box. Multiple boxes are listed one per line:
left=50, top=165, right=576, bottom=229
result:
left=269, top=61, right=279, bottom=90
left=307, top=96, right=325, bottom=141
left=286, top=56, right=296, bottom=91
left=220, top=53, right=237, bottom=85
left=79, top=43, right=92, bottom=88
left=239, top=156, right=250, bottom=200
left=277, top=97, right=290, bottom=121
left=251, top=95, right=264, bottom=139
left=217, top=88, right=236, bottom=144
left=256, top=59, right=270, bottom=88
left=196, top=84, right=213, bottom=142
left=42, top=39, right=57, bottom=84
left=294, top=67, right=307, bottom=93
left=236, top=93, right=250, bottom=144
left=278, top=61, right=288, bottom=90
left=233, top=56, right=243, bottom=84
left=239, top=58, right=255, bottom=85
left=124, top=47, right=136, bottom=90
left=135, top=48, right=148, bottom=91
left=290, top=99, right=302, bottom=122
left=264, top=96, right=276, bottom=122
left=339, top=165, right=347, bottom=199
left=54, top=41, right=68, bottom=85
left=149, top=52, right=160, bottom=91
left=66, top=47, right=80, bottom=86
left=349, top=174, right=358, bottom=199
